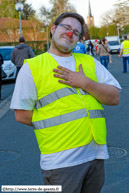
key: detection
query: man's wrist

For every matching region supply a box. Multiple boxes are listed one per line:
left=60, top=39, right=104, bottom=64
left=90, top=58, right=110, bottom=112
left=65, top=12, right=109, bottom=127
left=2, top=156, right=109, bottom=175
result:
left=81, top=76, right=93, bottom=91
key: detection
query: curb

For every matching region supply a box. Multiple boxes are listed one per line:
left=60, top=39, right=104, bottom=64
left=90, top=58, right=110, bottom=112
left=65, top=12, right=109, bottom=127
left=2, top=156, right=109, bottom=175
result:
left=0, top=95, right=12, bottom=119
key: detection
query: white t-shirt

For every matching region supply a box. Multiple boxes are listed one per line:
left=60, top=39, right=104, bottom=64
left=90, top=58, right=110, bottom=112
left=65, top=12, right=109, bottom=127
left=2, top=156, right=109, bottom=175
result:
left=10, top=53, right=121, bottom=170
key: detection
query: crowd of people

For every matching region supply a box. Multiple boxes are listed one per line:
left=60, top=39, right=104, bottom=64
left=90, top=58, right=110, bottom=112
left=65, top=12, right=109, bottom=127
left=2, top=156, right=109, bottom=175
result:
left=73, top=35, right=129, bottom=72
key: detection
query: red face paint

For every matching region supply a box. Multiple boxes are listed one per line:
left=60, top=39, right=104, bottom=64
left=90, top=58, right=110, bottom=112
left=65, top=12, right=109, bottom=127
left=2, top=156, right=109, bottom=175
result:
left=66, top=31, right=73, bottom=38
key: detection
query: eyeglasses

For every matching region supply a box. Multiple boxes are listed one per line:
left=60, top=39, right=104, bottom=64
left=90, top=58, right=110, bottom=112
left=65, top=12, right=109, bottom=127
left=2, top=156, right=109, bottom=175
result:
left=57, top=24, right=81, bottom=38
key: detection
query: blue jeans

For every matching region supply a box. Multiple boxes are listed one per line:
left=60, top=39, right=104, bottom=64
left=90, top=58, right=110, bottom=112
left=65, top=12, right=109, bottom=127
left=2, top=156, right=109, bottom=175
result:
left=100, top=56, right=109, bottom=69
left=122, top=56, right=129, bottom=72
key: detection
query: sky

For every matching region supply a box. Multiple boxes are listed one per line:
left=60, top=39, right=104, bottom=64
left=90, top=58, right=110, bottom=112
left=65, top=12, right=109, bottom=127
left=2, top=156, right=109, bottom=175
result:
left=26, top=0, right=118, bottom=27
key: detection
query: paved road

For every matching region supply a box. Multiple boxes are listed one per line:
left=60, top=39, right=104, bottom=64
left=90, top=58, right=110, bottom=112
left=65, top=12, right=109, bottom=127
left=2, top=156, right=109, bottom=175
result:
left=0, top=55, right=129, bottom=193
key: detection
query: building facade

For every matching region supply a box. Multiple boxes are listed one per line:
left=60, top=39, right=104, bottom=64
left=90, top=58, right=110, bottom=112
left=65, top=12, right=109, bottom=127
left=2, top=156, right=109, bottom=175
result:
left=0, top=17, right=46, bottom=43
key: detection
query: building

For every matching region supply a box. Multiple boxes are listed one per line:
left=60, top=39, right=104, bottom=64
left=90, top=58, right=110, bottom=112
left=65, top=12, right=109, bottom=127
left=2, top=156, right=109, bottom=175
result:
left=0, top=17, right=46, bottom=43
left=87, top=0, right=94, bottom=27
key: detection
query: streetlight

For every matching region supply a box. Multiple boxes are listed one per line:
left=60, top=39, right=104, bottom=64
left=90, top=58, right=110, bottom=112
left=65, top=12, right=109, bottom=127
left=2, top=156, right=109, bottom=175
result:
left=15, top=2, right=24, bottom=37
left=117, top=23, right=120, bottom=37
left=45, top=22, right=49, bottom=51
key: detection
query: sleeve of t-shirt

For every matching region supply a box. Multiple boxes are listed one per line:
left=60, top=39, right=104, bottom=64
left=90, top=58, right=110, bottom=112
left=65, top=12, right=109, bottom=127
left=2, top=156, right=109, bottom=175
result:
left=94, top=58, right=121, bottom=90
left=120, top=43, right=123, bottom=49
left=10, top=62, right=37, bottom=110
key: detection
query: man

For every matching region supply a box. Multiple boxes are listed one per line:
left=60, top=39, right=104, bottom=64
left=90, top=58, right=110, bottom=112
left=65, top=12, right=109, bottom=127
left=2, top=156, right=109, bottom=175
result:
left=11, top=36, right=34, bottom=73
left=10, top=13, right=121, bottom=193
left=73, top=39, right=87, bottom=54
left=120, top=34, right=129, bottom=73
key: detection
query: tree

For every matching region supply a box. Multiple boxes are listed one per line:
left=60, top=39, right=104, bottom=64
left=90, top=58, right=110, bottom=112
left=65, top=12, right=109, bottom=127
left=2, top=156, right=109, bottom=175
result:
left=0, top=0, right=18, bottom=18
left=0, top=0, right=36, bottom=20
left=39, top=0, right=76, bottom=23
left=123, top=25, right=129, bottom=34
left=18, top=0, right=36, bottom=20
left=100, top=10, right=115, bottom=26
left=99, top=26, right=107, bottom=38
left=50, top=0, right=76, bottom=18
left=100, top=0, right=129, bottom=27
left=88, top=26, right=100, bottom=39
left=113, top=0, right=129, bottom=26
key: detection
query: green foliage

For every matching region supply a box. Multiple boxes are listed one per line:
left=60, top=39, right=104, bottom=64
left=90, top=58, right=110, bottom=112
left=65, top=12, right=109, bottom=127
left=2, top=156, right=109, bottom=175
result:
left=108, top=24, right=117, bottom=36
left=89, top=26, right=100, bottom=39
left=99, top=26, right=107, bottom=38
left=0, top=0, right=18, bottom=18
left=123, top=25, right=129, bottom=34
left=0, top=0, right=36, bottom=20
left=0, top=41, right=47, bottom=54
left=20, top=0, right=36, bottom=20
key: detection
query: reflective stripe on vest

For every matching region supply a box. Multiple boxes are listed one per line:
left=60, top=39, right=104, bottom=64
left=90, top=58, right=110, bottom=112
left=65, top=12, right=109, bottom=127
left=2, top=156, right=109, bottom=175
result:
left=89, top=110, right=105, bottom=119
left=35, top=87, right=77, bottom=109
left=79, top=89, right=89, bottom=95
left=33, top=108, right=88, bottom=130
left=33, top=109, right=105, bottom=130
left=123, top=48, right=129, bottom=54
left=35, top=87, right=89, bottom=110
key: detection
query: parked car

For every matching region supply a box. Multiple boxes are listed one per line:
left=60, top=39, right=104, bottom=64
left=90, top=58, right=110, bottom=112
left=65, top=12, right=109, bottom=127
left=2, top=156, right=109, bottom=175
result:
left=105, top=36, right=120, bottom=54
left=0, top=46, right=17, bottom=81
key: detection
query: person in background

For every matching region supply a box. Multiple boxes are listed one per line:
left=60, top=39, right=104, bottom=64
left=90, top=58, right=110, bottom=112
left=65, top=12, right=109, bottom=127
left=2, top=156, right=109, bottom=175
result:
left=73, top=39, right=87, bottom=54
left=10, top=12, right=121, bottom=193
left=120, top=34, right=129, bottom=73
left=11, top=36, right=34, bottom=73
left=95, top=39, right=99, bottom=55
left=97, top=37, right=110, bottom=69
left=0, top=53, right=3, bottom=100
left=88, top=40, right=94, bottom=56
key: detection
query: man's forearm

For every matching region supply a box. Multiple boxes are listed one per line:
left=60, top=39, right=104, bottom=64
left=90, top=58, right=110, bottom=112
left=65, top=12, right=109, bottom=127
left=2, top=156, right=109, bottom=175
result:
left=53, top=65, right=120, bottom=106
left=81, top=77, right=120, bottom=106
left=15, top=109, right=33, bottom=126
left=120, top=49, right=122, bottom=57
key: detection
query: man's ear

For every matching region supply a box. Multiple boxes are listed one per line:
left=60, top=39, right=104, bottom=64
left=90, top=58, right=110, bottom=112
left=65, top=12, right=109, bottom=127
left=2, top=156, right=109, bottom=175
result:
left=51, top=24, right=56, bottom=36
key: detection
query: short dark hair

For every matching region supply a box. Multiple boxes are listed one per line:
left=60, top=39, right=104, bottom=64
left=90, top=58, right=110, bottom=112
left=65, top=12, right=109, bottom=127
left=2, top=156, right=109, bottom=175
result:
left=50, top=12, right=86, bottom=40
left=19, top=36, right=25, bottom=43
left=124, top=34, right=127, bottom=39
left=101, top=37, right=106, bottom=43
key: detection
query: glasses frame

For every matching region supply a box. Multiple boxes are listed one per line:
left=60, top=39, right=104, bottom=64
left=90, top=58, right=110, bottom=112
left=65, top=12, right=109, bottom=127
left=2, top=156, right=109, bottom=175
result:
left=57, top=24, right=81, bottom=39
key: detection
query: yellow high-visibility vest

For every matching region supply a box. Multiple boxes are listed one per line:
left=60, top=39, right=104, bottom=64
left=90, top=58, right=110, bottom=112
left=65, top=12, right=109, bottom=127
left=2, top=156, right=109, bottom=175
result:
left=24, top=53, right=107, bottom=154
left=123, top=40, right=129, bottom=55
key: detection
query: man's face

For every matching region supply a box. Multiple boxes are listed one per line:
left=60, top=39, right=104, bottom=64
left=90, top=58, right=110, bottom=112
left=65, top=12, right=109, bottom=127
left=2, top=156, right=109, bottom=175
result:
left=51, top=17, right=82, bottom=54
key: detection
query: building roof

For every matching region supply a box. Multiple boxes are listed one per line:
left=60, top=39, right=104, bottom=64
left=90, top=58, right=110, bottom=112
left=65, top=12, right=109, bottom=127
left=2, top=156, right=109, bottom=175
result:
left=88, top=0, right=93, bottom=17
left=0, top=17, right=44, bottom=29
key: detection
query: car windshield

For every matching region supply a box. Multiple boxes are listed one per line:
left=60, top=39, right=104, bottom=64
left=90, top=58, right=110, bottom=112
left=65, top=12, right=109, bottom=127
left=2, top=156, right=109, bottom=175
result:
left=0, top=48, right=14, bottom=61
left=108, top=41, right=120, bottom=46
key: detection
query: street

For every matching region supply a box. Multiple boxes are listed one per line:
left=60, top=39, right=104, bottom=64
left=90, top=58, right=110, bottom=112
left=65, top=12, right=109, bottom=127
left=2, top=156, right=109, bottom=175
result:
left=0, top=54, right=129, bottom=193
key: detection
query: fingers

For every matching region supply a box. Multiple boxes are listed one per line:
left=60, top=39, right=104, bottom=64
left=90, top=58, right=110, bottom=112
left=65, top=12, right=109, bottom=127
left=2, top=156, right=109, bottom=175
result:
left=58, top=79, right=70, bottom=85
left=53, top=68, right=64, bottom=74
left=53, top=66, right=70, bottom=80
left=54, top=73, right=67, bottom=80
left=79, top=64, right=83, bottom=72
left=57, top=65, right=71, bottom=73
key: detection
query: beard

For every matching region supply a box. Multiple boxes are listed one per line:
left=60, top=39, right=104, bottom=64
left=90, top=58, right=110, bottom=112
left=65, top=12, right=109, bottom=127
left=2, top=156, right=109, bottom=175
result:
left=52, top=32, right=76, bottom=54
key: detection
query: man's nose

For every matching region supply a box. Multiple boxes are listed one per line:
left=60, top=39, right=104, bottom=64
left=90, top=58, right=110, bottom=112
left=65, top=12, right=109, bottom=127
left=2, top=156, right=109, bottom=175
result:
left=66, top=31, right=73, bottom=38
